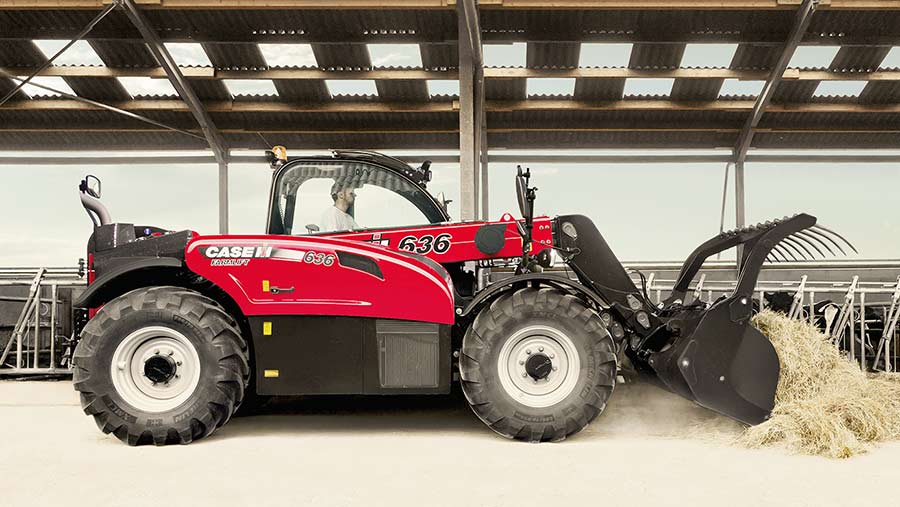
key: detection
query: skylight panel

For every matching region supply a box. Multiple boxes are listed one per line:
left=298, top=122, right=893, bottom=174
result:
left=33, top=39, right=104, bottom=66
left=881, top=46, right=900, bottom=69
left=368, top=44, right=422, bottom=68
left=813, top=80, right=867, bottom=97
left=15, top=76, right=75, bottom=97
left=223, top=79, right=278, bottom=96
left=259, top=43, right=318, bottom=68
left=527, top=78, right=575, bottom=96
left=718, top=79, right=765, bottom=97
left=427, top=80, right=459, bottom=97
left=578, top=43, right=632, bottom=68
left=326, top=79, right=377, bottom=96
left=680, top=43, right=737, bottom=68
left=623, top=78, right=674, bottom=96
left=163, top=43, right=212, bottom=67
left=483, top=43, right=527, bottom=68
left=787, top=46, right=840, bottom=68
left=117, top=77, right=178, bottom=97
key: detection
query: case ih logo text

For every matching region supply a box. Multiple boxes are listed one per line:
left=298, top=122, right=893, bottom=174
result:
left=202, top=245, right=272, bottom=266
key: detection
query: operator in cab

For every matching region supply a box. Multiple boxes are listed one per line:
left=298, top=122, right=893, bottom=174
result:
left=320, top=181, right=360, bottom=232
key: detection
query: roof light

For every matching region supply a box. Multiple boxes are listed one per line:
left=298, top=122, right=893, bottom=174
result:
left=15, top=76, right=76, bottom=97
left=813, top=80, right=867, bottom=97
left=787, top=46, right=840, bottom=69
left=484, top=43, right=527, bottom=68
left=326, top=79, right=377, bottom=96
left=163, top=43, right=212, bottom=67
left=368, top=44, right=422, bottom=68
left=623, top=78, right=674, bottom=96
left=718, top=79, right=765, bottom=97
left=880, top=46, right=900, bottom=69
left=527, top=78, right=575, bottom=96
left=32, top=39, right=104, bottom=66
left=578, top=43, right=632, bottom=68
left=427, top=80, right=459, bottom=97
left=223, top=79, right=279, bottom=96
left=117, top=77, right=178, bottom=97
left=680, top=44, right=737, bottom=68
left=259, top=44, right=317, bottom=68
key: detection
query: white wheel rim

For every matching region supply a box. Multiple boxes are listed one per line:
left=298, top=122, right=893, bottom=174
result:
left=110, top=326, right=201, bottom=413
left=497, top=325, right=580, bottom=408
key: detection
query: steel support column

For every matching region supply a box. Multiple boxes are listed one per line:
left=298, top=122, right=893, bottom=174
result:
left=120, top=0, right=231, bottom=233
left=458, top=0, right=484, bottom=221
left=731, top=0, right=817, bottom=265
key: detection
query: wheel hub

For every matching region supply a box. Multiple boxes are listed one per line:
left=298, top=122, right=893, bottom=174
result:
left=143, top=354, right=177, bottom=384
left=525, top=353, right=553, bottom=380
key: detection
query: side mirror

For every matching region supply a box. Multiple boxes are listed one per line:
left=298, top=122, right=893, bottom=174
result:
left=81, top=175, right=101, bottom=198
left=515, top=166, right=532, bottom=219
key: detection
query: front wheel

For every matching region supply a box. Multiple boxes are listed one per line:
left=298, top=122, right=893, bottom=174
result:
left=460, top=287, right=617, bottom=442
left=73, top=286, right=249, bottom=446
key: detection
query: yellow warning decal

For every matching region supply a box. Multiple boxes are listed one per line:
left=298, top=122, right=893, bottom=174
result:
left=264, top=369, right=279, bottom=378
left=262, top=280, right=270, bottom=292
left=263, top=321, right=272, bottom=335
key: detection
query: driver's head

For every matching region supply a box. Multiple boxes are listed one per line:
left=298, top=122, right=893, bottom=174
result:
left=330, top=182, right=357, bottom=207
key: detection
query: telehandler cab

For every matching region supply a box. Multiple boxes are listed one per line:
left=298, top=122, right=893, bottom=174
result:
left=73, top=149, right=853, bottom=445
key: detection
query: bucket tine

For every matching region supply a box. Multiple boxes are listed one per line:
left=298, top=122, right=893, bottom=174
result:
left=812, top=224, right=858, bottom=255
left=796, top=230, right=834, bottom=257
left=783, top=236, right=816, bottom=260
left=770, top=246, right=789, bottom=262
left=789, top=232, right=826, bottom=258
left=806, top=228, right=846, bottom=256
left=774, top=243, right=798, bottom=262
left=779, top=238, right=807, bottom=261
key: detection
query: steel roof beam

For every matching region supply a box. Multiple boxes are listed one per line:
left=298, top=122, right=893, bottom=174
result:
left=9, top=66, right=900, bottom=82
left=5, top=98, right=900, bottom=113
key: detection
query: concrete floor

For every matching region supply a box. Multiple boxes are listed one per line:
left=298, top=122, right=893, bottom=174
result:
left=2, top=379, right=898, bottom=507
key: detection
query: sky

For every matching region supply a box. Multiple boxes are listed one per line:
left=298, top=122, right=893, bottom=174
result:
left=0, top=151, right=898, bottom=267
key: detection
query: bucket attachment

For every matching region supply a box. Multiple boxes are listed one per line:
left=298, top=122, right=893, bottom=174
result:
left=558, top=212, right=856, bottom=425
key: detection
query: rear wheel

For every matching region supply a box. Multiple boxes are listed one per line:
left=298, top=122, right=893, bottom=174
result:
left=73, top=286, right=249, bottom=445
left=460, top=287, right=617, bottom=442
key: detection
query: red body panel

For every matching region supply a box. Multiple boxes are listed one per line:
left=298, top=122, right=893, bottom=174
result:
left=186, top=235, right=455, bottom=324
left=326, top=214, right=554, bottom=264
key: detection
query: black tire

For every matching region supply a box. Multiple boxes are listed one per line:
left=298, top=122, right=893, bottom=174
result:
left=460, top=287, right=617, bottom=442
left=72, top=286, right=250, bottom=446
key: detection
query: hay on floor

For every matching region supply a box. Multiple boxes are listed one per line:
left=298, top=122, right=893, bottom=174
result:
left=740, top=310, right=900, bottom=458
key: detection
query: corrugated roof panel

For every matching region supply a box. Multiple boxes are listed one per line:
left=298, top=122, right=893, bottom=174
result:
left=0, top=78, right=29, bottom=101
left=730, top=44, right=780, bottom=70
left=312, top=44, right=371, bottom=70
left=420, top=43, right=457, bottom=70
left=807, top=10, right=900, bottom=45
left=375, top=80, right=429, bottom=102
left=761, top=111, right=900, bottom=130
left=526, top=43, right=580, bottom=69
left=489, top=109, right=743, bottom=130
left=0, top=40, right=45, bottom=66
left=63, top=77, right=131, bottom=102
left=201, top=43, right=267, bottom=69
left=489, top=131, right=733, bottom=149
left=859, top=81, right=900, bottom=104
left=671, top=78, right=724, bottom=101
left=829, top=46, right=892, bottom=72
left=771, top=81, right=818, bottom=103
left=272, top=80, right=330, bottom=101
left=210, top=111, right=456, bottom=132
left=187, top=79, right=232, bottom=101
left=89, top=40, right=157, bottom=68
left=485, top=79, right=526, bottom=101
left=629, top=44, right=685, bottom=70
left=753, top=132, right=900, bottom=149
left=573, top=78, right=625, bottom=100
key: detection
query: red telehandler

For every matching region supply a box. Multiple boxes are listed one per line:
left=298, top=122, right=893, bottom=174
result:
left=73, top=150, right=853, bottom=445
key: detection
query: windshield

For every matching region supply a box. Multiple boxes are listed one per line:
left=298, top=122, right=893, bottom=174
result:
left=269, top=160, right=447, bottom=235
